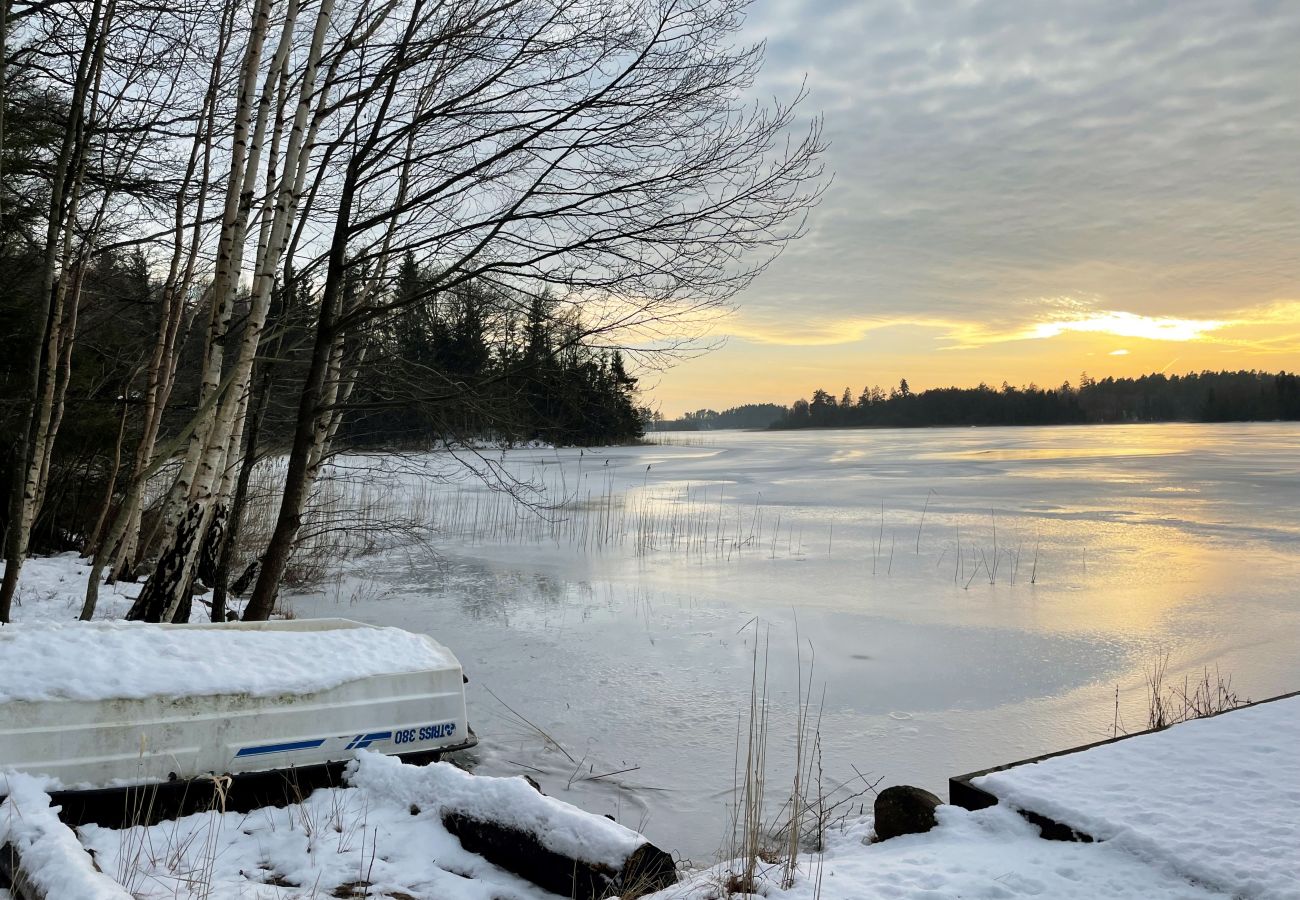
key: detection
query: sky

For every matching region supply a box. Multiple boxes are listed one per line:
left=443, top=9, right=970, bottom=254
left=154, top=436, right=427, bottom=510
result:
left=650, top=0, right=1300, bottom=416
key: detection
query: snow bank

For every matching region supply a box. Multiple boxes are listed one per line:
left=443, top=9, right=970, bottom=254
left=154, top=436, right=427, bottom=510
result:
left=77, top=754, right=649, bottom=899
left=350, top=752, right=645, bottom=867
left=43, top=743, right=1257, bottom=900
left=650, top=804, right=1227, bottom=900
left=0, top=553, right=187, bottom=624
left=0, top=773, right=132, bottom=900
left=0, top=620, right=454, bottom=703
left=975, top=695, right=1300, bottom=900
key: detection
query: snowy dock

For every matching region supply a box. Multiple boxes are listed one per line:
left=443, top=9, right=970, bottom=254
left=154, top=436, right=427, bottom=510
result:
left=951, top=692, right=1300, bottom=899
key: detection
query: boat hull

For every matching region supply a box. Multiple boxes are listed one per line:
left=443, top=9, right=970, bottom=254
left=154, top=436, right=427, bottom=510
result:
left=0, top=619, right=474, bottom=794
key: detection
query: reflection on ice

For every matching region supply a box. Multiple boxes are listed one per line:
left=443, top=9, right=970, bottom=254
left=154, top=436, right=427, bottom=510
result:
left=922, top=445, right=1181, bottom=461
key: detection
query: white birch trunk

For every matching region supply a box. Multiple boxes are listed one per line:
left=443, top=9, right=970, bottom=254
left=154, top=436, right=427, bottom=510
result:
left=105, top=4, right=232, bottom=582
left=144, top=0, right=279, bottom=564
left=139, top=0, right=340, bottom=620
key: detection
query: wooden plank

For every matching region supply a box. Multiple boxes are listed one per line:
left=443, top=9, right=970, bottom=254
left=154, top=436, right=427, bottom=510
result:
left=948, top=688, right=1300, bottom=842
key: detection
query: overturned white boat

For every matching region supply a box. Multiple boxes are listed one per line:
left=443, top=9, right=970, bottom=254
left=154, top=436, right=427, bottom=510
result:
left=0, top=618, right=476, bottom=824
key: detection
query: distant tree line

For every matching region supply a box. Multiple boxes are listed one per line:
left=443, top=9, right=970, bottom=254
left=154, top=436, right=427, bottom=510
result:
left=652, top=403, right=787, bottom=430
left=653, top=372, right=1300, bottom=431
left=776, top=372, right=1300, bottom=428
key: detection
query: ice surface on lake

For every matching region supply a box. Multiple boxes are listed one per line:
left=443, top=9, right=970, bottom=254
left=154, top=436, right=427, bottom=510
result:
left=291, top=423, right=1300, bottom=858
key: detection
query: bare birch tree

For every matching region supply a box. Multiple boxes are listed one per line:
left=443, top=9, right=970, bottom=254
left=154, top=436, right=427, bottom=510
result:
left=0, top=0, right=217, bottom=623
left=241, top=0, right=824, bottom=619
left=127, top=0, right=362, bottom=620
left=89, top=0, right=236, bottom=588
left=1, top=0, right=118, bottom=621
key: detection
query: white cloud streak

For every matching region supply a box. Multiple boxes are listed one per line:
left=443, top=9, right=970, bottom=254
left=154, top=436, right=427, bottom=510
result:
left=730, top=0, right=1300, bottom=340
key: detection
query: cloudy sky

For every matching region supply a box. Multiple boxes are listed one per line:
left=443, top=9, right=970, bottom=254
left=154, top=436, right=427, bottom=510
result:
left=652, top=0, right=1300, bottom=415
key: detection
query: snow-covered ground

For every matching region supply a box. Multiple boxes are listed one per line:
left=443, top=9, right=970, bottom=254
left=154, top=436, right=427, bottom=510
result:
left=0, top=552, right=195, bottom=624
left=1, top=772, right=135, bottom=899
left=6, top=755, right=645, bottom=900
left=75, top=753, right=648, bottom=900
left=13, top=727, right=1283, bottom=899
left=975, top=693, right=1300, bottom=899
left=71, top=795, right=1248, bottom=900
left=650, top=803, right=1233, bottom=900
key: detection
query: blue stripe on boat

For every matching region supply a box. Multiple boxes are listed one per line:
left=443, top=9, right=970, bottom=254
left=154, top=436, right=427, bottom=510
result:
left=350, top=731, right=391, bottom=750
left=235, top=738, right=327, bottom=757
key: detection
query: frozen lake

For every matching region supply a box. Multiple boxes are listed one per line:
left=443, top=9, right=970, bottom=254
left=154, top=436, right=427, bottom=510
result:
left=290, top=422, right=1300, bottom=860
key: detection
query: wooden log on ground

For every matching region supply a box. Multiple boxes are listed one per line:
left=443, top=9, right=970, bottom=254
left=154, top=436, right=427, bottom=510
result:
left=443, top=811, right=677, bottom=899
left=1, top=779, right=137, bottom=900
left=0, top=842, right=42, bottom=900
left=1, top=839, right=125, bottom=900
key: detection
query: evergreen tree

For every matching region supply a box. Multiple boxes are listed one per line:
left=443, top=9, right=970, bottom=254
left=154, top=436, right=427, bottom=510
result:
left=342, top=263, right=644, bottom=447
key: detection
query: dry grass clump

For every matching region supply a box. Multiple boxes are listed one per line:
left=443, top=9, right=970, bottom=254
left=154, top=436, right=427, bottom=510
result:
left=228, top=460, right=432, bottom=593
left=714, top=623, right=882, bottom=899
left=1111, top=655, right=1250, bottom=738
left=1145, top=655, right=1246, bottom=731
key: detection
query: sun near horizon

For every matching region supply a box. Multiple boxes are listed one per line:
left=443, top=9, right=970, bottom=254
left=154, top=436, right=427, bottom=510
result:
left=651, top=301, right=1300, bottom=416
left=646, top=1, right=1298, bottom=418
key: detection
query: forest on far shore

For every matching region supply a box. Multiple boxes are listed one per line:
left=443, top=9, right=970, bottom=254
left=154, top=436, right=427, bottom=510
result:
left=654, top=370, right=1300, bottom=430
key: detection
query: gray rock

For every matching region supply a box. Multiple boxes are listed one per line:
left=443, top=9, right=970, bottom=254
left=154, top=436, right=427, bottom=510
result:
left=873, top=785, right=942, bottom=840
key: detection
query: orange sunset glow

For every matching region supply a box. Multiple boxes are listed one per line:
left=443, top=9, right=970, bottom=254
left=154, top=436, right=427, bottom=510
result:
left=651, top=299, right=1300, bottom=415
